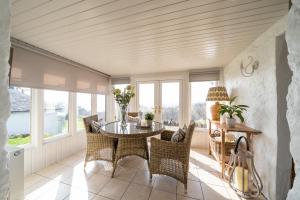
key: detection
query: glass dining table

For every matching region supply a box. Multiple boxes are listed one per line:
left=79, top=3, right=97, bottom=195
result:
left=100, top=121, right=164, bottom=177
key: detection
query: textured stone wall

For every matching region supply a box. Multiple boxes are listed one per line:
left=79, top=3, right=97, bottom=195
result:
left=286, top=0, right=300, bottom=199
left=0, top=0, right=11, bottom=199
left=224, top=16, right=287, bottom=200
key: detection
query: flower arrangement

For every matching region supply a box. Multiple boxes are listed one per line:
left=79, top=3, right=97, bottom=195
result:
left=112, top=85, right=135, bottom=106
left=112, top=85, right=135, bottom=126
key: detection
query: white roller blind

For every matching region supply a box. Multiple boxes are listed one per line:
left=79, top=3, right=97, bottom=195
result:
left=111, top=77, right=130, bottom=85
left=10, top=44, right=110, bottom=94
left=189, top=68, right=221, bottom=82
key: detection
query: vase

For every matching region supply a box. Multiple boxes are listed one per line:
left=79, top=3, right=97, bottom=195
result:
left=119, top=104, right=128, bottom=127
left=146, top=120, right=153, bottom=127
left=226, top=117, right=236, bottom=128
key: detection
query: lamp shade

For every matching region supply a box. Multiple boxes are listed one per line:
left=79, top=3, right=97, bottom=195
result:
left=206, top=86, right=229, bottom=101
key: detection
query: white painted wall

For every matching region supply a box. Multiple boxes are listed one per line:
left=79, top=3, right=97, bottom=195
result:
left=0, top=0, right=11, bottom=198
left=223, top=16, right=288, bottom=200
left=23, top=133, right=86, bottom=176
left=286, top=0, right=300, bottom=199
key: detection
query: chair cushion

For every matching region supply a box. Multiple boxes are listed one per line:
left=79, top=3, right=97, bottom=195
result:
left=171, top=126, right=187, bottom=142
left=90, top=120, right=102, bottom=133
left=128, top=115, right=139, bottom=122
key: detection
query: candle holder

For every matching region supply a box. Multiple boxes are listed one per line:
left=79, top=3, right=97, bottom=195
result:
left=228, top=136, right=263, bottom=199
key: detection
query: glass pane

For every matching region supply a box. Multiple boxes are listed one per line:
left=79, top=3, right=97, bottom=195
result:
left=77, top=93, right=91, bottom=130
left=44, top=90, right=69, bottom=138
left=138, top=83, right=154, bottom=114
left=161, top=82, right=180, bottom=127
left=7, top=87, right=31, bottom=146
left=191, top=81, right=216, bottom=128
left=97, top=94, right=106, bottom=122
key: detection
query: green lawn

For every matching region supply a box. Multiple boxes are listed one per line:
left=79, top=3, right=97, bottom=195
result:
left=8, top=135, right=30, bottom=146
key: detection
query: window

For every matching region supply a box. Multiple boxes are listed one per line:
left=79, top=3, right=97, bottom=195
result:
left=138, top=83, right=154, bottom=114
left=44, top=90, right=69, bottom=139
left=113, top=84, right=128, bottom=120
left=77, top=93, right=91, bottom=130
left=161, top=82, right=180, bottom=127
left=190, top=81, right=216, bottom=128
left=97, top=94, right=106, bottom=122
left=7, top=87, right=31, bottom=146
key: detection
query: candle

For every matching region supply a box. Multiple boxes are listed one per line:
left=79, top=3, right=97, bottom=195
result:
left=234, top=166, right=249, bottom=192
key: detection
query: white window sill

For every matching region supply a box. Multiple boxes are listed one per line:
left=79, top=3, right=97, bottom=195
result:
left=6, top=143, right=33, bottom=150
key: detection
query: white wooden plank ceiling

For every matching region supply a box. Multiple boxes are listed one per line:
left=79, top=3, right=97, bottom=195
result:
left=11, top=0, right=289, bottom=76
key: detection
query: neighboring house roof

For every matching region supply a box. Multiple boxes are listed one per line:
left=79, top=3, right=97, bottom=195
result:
left=9, top=88, right=30, bottom=112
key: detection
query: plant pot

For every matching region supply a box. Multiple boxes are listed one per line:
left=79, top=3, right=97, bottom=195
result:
left=146, top=120, right=153, bottom=127
left=226, top=117, right=236, bottom=128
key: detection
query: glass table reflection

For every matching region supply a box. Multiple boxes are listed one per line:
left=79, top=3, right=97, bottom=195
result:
left=100, top=121, right=164, bottom=138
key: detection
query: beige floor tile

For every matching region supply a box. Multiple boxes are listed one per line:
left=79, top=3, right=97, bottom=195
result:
left=98, top=178, right=129, bottom=200
left=25, top=148, right=235, bottom=200
left=64, top=187, right=95, bottom=200
left=58, top=155, right=84, bottom=167
left=201, top=183, right=231, bottom=200
left=149, top=189, right=176, bottom=200
left=25, top=174, right=50, bottom=191
left=36, top=163, right=66, bottom=179
left=113, top=166, right=137, bottom=182
left=153, top=175, right=177, bottom=193
left=177, top=195, right=199, bottom=200
left=92, top=195, right=112, bottom=200
left=121, top=183, right=152, bottom=200
left=132, top=170, right=155, bottom=187
left=26, top=180, right=70, bottom=200
left=85, top=173, right=111, bottom=193
left=188, top=167, right=201, bottom=182
left=197, top=169, right=225, bottom=186
left=177, top=180, right=203, bottom=200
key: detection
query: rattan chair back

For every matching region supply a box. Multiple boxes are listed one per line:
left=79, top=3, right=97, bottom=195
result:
left=83, top=115, right=98, bottom=133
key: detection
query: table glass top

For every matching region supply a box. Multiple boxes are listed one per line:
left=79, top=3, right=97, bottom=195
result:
left=100, top=121, right=164, bottom=136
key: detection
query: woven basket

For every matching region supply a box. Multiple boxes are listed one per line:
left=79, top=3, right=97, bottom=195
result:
left=210, top=130, right=236, bottom=162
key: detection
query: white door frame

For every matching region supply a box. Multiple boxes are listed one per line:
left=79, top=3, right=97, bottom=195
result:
left=136, top=79, right=183, bottom=126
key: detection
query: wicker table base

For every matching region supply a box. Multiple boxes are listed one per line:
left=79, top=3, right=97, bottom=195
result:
left=112, top=137, right=149, bottom=177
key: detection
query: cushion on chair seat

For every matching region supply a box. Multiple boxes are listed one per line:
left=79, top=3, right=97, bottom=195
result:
left=91, top=120, right=102, bottom=133
left=171, top=125, right=187, bottom=142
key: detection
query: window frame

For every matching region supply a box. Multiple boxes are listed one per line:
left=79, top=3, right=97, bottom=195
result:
left=7, top=87, right=33, bottom=148
left=189, top=81, right=217, bottom=130
left=76, top=92, right=92, bottom=132
left=96, top=94, right=106, bottom=122
left=42, top=89, right=71, bottom=143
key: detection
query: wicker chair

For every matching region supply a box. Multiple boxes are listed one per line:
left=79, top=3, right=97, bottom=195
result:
left=83, top=115, right=117, bottom=167
left=150, top=121, right=195, bottom=190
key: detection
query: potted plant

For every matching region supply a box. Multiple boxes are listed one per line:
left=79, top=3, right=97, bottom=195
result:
left=144, top=112, right=154, bottom=127
left=112, top=85, right=135, bottom=127
left=219, top=96, right=248, bottom=128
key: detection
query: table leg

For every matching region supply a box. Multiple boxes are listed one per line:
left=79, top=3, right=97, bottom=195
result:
left=208, top=121, right=212, bottom=155
left=221, top=129, right=225, bottom=178
left=246, top=132, right=253, bottom=151
left=144, top=138, right=152, bottom=179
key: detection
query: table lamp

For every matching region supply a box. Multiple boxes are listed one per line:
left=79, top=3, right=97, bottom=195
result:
left=206, top=86, right=229, bottom=121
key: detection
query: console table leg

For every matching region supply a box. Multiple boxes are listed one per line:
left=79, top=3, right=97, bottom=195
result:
left=221, top=129, right=225, bottom=178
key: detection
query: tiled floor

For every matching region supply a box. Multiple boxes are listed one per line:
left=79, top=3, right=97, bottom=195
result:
left=25, top=149, right=241, bottom=200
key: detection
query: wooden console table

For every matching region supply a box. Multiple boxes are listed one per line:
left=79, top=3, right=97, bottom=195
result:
left=208, top=119, right=261, bottom=178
